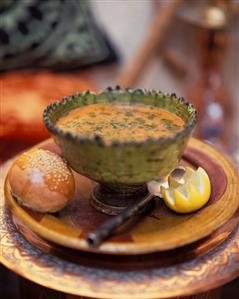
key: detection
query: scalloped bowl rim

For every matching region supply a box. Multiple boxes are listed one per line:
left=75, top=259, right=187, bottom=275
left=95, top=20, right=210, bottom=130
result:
left=43, top=87, right=197, bottom=147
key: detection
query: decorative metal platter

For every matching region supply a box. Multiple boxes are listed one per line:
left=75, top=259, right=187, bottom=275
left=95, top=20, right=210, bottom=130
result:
left=1, top=138, right=239, bottom=298
left=3, top=138, right=239, bottom=255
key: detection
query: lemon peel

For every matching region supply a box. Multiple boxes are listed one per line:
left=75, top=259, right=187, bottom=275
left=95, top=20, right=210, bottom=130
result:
left=163, top=166, right=211, bottom=214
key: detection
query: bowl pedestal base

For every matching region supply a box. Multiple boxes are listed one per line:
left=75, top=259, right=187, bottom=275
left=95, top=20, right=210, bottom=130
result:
left=91, top=183, right=151, bottom=215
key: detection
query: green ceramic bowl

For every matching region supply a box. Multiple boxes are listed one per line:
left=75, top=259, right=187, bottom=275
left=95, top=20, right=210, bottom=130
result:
left=43, top=87, right=197, bottom=214
left=44, top=87, right=197, bottom=184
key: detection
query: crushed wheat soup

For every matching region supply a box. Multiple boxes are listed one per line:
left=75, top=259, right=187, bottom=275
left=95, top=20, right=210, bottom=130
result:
left=56, top=103, right=185, bottom=142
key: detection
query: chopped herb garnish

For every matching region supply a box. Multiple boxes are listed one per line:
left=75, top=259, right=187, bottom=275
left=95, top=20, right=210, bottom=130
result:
left=57, top=103, right=184, bottom=143
left=89, top=113, right=96, bottom=117
left=147, top=114, right=156, bottom=120
left=111, top=120, right=119, bottom=128
left=125, top=111, right=133, bottom=117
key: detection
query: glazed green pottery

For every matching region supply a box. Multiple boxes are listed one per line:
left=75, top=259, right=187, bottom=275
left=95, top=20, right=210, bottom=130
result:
left=43, top=87, right=197, bottom=215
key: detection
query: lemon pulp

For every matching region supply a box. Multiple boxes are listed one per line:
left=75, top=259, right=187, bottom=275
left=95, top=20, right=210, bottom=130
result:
left=163, top=167, right=211, bottom=214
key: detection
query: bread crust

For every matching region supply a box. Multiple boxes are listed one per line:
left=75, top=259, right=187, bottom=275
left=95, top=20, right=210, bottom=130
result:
left=8, top=149, right=75, bottom=213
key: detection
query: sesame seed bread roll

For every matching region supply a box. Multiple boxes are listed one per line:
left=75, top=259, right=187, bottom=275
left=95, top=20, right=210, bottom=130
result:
left=8, top=149, right=75, bottom=213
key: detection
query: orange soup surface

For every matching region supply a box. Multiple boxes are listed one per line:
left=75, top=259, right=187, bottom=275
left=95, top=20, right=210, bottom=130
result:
left=57, top=103, right=185, bottom=142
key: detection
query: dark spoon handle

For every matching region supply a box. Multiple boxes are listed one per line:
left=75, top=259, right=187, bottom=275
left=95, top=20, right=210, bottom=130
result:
left=86, top=193, right=157, bottom=247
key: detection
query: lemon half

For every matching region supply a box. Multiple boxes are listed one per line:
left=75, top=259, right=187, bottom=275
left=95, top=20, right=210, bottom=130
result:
left=163, top=167, right=211, bottom=214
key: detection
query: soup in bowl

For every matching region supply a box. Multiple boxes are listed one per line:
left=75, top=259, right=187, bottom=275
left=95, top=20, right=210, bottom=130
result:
left=44, top=87, right=197, bottom=214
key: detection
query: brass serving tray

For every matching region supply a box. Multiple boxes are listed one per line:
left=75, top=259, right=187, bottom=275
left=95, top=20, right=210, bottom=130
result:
left=4, top=138, right=239, bottom=255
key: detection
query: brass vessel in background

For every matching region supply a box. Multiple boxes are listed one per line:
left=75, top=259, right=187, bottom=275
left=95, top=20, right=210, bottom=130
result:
left=179, top=0, right=238, bottom=153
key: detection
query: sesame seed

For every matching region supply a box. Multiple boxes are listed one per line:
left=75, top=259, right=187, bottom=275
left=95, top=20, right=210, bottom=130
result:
left=21, top=149, right=73, bottom=192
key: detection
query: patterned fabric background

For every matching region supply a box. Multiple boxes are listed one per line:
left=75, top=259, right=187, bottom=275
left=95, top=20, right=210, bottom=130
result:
left=0, top=0, right=117, bottom=71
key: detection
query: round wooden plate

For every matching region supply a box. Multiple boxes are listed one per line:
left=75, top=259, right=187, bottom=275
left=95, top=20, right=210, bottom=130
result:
left=4, top=138, right=239, bottom=254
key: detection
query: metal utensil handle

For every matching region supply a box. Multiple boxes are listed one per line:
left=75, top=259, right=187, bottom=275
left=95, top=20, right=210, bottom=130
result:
left=86, top=193, right=156, bottom=247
